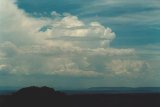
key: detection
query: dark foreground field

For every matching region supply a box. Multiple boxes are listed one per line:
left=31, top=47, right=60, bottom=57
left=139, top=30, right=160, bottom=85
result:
left=0, top=86, right=160, bottom=107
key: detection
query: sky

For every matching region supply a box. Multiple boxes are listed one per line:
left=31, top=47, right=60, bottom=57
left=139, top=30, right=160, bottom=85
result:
left=0, top=0, right=160, bottom=89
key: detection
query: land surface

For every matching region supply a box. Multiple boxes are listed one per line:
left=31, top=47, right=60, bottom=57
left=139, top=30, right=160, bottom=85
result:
left=0, top=86, right=160, bottom=107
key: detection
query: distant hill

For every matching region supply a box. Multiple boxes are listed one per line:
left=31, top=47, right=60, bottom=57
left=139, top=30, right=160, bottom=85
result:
left=89, top=87, right=134, bottom=90
left=88, top=87, right=160, bottom=93
left=0, top=87, right=19, bottom=95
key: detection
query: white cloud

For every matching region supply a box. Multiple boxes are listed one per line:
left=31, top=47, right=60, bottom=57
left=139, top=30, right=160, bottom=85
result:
left=42, top=13, right=116, bottom=48
left=51, top=11, right=61, bottom=17
left=89, top=48, right=135, bottom=56
left=107, top=60, right=150, bottom=76
left=0, top=0, right=47, bottom=46
left=0, top=64, right=6, bottom=71
left=43, top=57, right=102, bottom=77
left=0, top=0, right=147, bottom=77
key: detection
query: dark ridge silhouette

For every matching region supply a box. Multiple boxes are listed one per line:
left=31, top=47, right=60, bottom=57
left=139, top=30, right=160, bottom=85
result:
left=1, top=86, right=160, bottom=107
left=14, top=86, right=56, bottom=96
left=1, top=86, right=67, bottom=107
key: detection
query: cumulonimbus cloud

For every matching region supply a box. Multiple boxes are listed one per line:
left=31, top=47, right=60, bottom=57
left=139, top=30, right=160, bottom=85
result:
left=0, top=0, right=149, bottom=77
